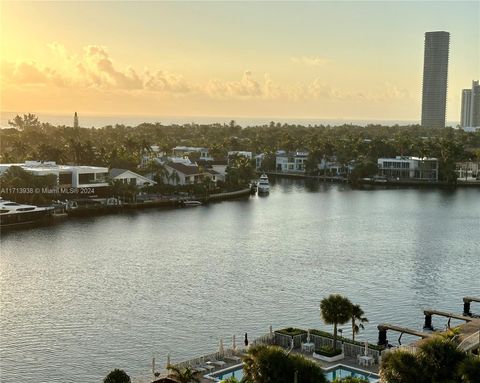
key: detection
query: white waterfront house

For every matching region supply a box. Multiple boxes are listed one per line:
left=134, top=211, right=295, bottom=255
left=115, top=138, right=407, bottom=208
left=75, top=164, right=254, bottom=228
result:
left=455, top=162, right=479, bottom=181
left=227, top=151, right=253, bottom=160
left=317, top=157, right=353, bottom=176
left=163, top=161, right=205, bottom=185
left=139, top=145, right=166, bottom=168
left=377, top=157, right=439, bottom=181
left=0, top=161, right=110, bottom=188
left=109, top=168, right=156, bottom=187
left=275, top=150, right=309, bottom=172
left=172, top=146, right=213, bottom=161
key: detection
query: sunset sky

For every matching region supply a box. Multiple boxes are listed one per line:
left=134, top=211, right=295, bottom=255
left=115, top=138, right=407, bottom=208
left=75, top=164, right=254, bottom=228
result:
left=1, top=1, right=478, bottom=123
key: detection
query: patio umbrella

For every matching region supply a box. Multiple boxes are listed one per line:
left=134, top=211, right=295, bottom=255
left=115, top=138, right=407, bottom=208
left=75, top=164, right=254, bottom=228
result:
left=364, top=340, right=369, bottom=356
left=219, top=338, right=224, bottom=356
left=232, top=334, right=236, bottom=351
left=307, top=329, right=311, bottom=343
left=166, top=353, right=171, bottom=370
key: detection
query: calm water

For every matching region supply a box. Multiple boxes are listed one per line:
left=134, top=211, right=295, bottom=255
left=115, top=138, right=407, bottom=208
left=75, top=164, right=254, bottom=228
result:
left=1, top=179, right=479, bottom=383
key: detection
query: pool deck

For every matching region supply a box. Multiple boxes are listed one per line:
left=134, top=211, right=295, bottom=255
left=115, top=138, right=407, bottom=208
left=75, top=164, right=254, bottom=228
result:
left=192, top=350, right=379, bottom=382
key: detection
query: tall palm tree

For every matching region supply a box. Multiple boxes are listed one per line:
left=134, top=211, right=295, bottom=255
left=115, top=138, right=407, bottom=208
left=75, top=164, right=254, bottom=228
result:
left=350, top=304, right=368, bottom=342
left=166, top=365, right=200, bottom=383
left=320, top=294, right=352, bottom=351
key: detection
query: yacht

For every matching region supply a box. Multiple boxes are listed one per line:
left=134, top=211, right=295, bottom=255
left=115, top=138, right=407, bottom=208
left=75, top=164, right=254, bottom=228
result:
left=0, top=199, right=54, bottom=229
left=257, top=173, right=270, bottom=194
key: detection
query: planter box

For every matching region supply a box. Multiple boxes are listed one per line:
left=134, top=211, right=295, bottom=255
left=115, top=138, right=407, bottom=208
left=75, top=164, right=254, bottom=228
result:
left=312, top=351, right=345, bottom=363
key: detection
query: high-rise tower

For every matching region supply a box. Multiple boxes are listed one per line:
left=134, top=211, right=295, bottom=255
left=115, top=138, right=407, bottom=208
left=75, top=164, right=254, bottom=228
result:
left=460, top=80, right=480, bottom=128
left=461, top=89, right=472, bottom=127
left=421, top=31, right=450, bottom=128
left=471, top=80, right=480, bottom=127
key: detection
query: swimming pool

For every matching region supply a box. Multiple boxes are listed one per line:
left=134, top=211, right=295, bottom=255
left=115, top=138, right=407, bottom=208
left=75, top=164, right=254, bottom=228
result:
left=208, top=363, right=380, bottom=382
left=323, top=364, right=380, bottom=382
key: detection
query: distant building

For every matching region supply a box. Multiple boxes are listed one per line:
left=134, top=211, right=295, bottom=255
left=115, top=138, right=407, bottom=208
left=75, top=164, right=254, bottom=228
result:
left=109, top=168, right=156, bottom=187
left=172, top=146, right=213, bottom=161
left=73, top=112, right=79, bottom=129
left=0, top=161, right=109, bottom=188
left=421, top=31, right=450, bottom=128
left=455, top=162, right=479, bottom=181
left=377, top=157, right=438, bottom=181
left=275, top=150, right=308, bottom=172
left=227, top=151, right=252, bottom=160
left=460, top=80, right=480, bottom=129
left=162, top=161, right=205, bottom=185
left=471, top=80, right=480, bottom=127
left=461, top=89, right=472, bottom=127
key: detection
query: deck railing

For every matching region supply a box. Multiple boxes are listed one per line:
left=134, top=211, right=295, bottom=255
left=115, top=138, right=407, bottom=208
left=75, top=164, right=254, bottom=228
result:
left=458, top=331, right=480, bottom=353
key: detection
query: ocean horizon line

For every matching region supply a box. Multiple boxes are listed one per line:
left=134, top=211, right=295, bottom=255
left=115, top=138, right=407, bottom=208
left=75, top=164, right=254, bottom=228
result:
left=0, top=111, right=460, bottom=128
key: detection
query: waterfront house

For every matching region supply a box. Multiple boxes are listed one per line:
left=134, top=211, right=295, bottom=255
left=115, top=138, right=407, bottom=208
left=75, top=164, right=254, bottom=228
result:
left=109, top=168, right=156, bottom=188
left=0, top=161, right=110, bottom=189
left=172, top=146, right=213, bottom=162
left=275, top=150, right=309, bottom=172
left=377, top=156, right=439, bottom=181
left=227, top=151, right=253, bottom=162
left=139, top=145, right=166, bottom=168
left=455, top=161, right=480, bottom=181
left=317, top=156, right=353, bottom=176
left=163, top=161, right=206, bottom=185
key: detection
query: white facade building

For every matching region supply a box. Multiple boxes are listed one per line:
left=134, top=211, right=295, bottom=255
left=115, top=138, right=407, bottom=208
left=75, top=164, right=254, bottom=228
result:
left=377, top=157, right=438, bottom=181
left=275, top=150, right=309, bottom=172
left=0, top=161, right=109, bottom=188
left=172, top=146, right=213, bottom=161
left=109, top=168, right=156, bottom=187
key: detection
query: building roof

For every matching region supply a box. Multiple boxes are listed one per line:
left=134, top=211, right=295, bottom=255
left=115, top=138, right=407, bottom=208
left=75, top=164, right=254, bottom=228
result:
left=109, top=168, right=128, bottom=178
left=165, top=162, right=201, bottom=175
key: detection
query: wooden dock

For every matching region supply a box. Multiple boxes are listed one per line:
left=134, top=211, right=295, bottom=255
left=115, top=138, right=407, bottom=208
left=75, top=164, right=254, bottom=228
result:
left=424, top=309, right=474, bottom=322
left=377, top=324, right=432, bottom=339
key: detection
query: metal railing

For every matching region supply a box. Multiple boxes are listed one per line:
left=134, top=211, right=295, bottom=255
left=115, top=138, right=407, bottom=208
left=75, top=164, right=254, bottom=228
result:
left=458, top=331, right=480, bottom=353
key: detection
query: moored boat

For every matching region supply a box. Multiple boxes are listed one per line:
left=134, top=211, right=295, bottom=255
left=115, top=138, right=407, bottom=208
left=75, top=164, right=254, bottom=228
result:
left=181, top=200, right=202, bottom=207
left=0, top=199, right=54, bottom=230
left=257, top=173, right=270, bottom=193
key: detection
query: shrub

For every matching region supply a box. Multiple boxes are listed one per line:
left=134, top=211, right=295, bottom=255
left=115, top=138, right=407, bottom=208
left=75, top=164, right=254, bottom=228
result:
left=315, top=346, right=342, bottom=357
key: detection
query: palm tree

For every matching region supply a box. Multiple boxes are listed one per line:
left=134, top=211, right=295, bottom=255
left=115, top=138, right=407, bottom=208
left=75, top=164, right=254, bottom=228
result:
left=418, top=336, right=465, bottom=382
left=103, top=369, right=131, bottom=383
left=458, top=355, right=480, bottom=383
left=166, top=365, right=200, bottom=383
left=320, top=294, right=352, bottom=351
left=379, top=350, right=425, bottom=383
left=350, top=304, right=368, bottom=343
left=243, top=344, right=327, bottom=383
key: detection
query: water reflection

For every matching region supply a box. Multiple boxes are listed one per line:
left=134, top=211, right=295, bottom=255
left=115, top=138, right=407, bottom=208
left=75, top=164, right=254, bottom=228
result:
left=1, top=181, right=479, bottom=383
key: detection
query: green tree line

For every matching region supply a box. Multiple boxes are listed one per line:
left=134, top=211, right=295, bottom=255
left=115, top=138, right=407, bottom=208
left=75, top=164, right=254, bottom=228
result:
left=2, top=114, right=479, bottom=181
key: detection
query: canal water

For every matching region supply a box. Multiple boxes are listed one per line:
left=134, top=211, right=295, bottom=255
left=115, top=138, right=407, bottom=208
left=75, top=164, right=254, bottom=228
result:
left=1, top=178, right=479, bottom=383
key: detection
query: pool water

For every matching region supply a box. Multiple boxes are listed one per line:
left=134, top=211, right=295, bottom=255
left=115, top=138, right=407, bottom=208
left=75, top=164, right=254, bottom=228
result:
left=323, top=365, right=380, bottom=382
left=211, top=364, right=379, bottom=382
left=215, top=366, right=244, bottom=381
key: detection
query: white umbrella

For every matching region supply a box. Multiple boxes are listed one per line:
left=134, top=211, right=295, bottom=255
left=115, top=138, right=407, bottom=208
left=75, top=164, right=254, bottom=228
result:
left=364, top=340, right=369, bottom=356
left=307, top=329, right=311, bottom=343
left=232, top=334, right=236, bottom=351
left=219, top=337, right=224, bottom=356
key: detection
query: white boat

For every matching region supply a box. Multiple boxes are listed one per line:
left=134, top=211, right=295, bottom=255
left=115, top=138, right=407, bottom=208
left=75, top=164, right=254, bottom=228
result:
left=0, top=199, right=54, bottom=229
left=257, top=173, right=270, bottom=193
left=182, top=200, right=202, bottom=207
